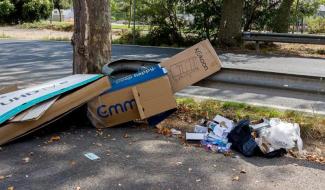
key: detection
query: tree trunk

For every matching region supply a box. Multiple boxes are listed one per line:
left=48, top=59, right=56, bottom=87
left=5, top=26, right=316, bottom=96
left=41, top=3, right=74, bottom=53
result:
left=72, top=0, right=111, bottom=74
left=58, top=8, right=62, bottom=22
left=128, top=0, right=132, bottom=28
left=218, top=0, right=244, bottom=47
left=271, top=0, right=294, bottom=33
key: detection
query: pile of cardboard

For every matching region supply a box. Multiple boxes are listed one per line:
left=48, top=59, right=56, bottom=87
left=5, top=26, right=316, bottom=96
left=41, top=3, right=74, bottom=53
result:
left=0, top=75, right=110, bottom=145
left=0, top=40, right=222, bottom=145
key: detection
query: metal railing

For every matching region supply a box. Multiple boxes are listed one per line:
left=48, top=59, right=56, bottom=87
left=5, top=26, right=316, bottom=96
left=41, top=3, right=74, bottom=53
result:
left=242, top=32, right=325, bottom=51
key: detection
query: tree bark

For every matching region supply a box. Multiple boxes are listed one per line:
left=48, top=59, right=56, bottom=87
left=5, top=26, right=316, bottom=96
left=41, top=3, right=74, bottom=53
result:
left=58, top=8, right=62, bottom=22
left=72, top=0, right=111, bottom=74
left=218, top=0, right=244, bottom=47
left=271, top=0, right=294, bottom=33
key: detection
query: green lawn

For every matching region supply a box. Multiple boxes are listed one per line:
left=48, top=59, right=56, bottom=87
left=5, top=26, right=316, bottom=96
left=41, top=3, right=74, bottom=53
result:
left=18, top=20, right=150, bottom=32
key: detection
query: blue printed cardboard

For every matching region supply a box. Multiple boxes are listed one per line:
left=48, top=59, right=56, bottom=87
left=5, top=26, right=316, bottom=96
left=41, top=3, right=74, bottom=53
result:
left=105, top=64, right=167, bottom=93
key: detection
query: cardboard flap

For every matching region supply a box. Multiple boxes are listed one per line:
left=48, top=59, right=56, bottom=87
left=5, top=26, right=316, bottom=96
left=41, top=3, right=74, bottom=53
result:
left=10, top=96, right=59, bottom=122
left=131, top=76, right=177, bottom=119
left=160, top=39, right=222, bottom=92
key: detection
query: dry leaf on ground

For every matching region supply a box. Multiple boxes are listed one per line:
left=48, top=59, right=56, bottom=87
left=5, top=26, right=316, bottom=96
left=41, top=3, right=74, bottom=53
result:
left=48, top=136, right=60, bottom=143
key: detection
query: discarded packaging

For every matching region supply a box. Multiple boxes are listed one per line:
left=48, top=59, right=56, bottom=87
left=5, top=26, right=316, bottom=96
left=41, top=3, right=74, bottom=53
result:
left=186, top=132, right=206, bottom=140
left=187, top=114, right=235, bottom=154
left=84, top=152, right=100, bottom=160
left=171, top=128, right=182, bottom=135
left=0, top=75, right=110, bottom=145
left=88, top=40, right=222, bottom=128
left=88, top=65, right=177, bottom=128
left=160, top=39, right=222, bottom=92
left=256, top=118, right=303, bottom=154
left=194, top=125, right=208, bottom=133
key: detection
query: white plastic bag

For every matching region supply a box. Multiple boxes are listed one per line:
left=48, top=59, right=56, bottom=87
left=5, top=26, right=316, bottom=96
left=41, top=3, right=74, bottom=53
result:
left=257, top=118, right=303, bottom=154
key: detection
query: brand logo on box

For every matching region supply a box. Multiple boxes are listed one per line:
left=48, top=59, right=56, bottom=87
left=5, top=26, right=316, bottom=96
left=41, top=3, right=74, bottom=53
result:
left=194, top=48, right=208, bottom=71
left=0, top=81, right=68, bottom=106
left=97, top=99, right=137, bottom=117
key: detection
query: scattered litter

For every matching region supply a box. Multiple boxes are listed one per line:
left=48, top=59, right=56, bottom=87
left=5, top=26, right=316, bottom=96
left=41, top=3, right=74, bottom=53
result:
left=256, top=118, right=303, bottom=154
left=171, top=128, right=182, bottom=135
left=194, top=125, right=208, bottom=133
left=0, top=176, right=4, bottom=180
left=22, top=157, right=30, bottom=163
left=84, top=152, right=100, bottom=160
left=76, top=187, right=81, bottom=190
left=7, top=186, right=14, bottom=190
left=186, top=133, right=205, bottom=141
left=188, top=168, right=192, bottom=172
left=123, top=133, right=129, bottom=138
left=240, top=169, right=247, bottom=174
left=186, top=115, right=234, bottom=154
left=232, top=176, right=240, bottom=181
left=196, top=179, right=201, bottom=182
left=186, top=115, right=304, bottom=158
left=176, top=161, right=183, bottom=166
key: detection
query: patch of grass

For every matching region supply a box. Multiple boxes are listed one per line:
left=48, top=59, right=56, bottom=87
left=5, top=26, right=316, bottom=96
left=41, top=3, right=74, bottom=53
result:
left=112, top=24, right=150, bottom=31
left=19, top=21, right=150, bottom=33
left=243, top=42, right=325, bottom=58
left=0, top=32, right=10, bottom=39
left=176, top=97, right=325, bottom=139
left=42, top=36, right=71, bottom=41
left=19, top=21, right=73, bottom=32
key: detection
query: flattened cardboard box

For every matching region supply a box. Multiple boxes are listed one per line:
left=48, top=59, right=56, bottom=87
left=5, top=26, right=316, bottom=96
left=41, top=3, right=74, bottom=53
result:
left=0, top=74, right=103, bottom=125
left=87, top=76, right=176, bottom=128
left=0, top=76, right=110, bottom=145
left=161, top=39, right=222, bottom=92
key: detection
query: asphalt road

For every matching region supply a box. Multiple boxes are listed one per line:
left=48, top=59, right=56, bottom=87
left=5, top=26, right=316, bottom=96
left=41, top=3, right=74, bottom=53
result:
left=0, top=40, right=325, bottom=189
left=0, top=40, right=325, bottom=114
left=0, top=117, right=324, bottom=190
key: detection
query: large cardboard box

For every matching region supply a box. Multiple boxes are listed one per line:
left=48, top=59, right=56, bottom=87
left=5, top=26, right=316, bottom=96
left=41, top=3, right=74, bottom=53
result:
left=88, top=75, right=176, bottom=128
left=87, top=40, right=222, bottom=128
left=161, top=39, right=222, bottom=92
left=0, top=76, right=110, bottom=145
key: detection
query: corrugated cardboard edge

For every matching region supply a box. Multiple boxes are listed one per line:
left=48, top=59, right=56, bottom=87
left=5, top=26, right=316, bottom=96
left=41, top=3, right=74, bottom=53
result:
left=131, top=87, right=145, bottom=119
left=0, top=77, right=111, bottom=145
left=10, top=96, right=59, bottom=122
left=0, top=84, right=18, bottom=95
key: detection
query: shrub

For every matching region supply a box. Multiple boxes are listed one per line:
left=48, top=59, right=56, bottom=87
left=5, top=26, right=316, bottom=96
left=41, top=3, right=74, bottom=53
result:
left=0, top=0, right=15, bottom=24
left=306, top=17, right=325, bottom=34
left=22, top=0, right=52, bottom=23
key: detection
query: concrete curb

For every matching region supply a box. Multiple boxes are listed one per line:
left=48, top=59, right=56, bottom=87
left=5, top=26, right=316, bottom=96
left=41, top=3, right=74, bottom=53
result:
left=205, top=68, right=325, bottom=94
